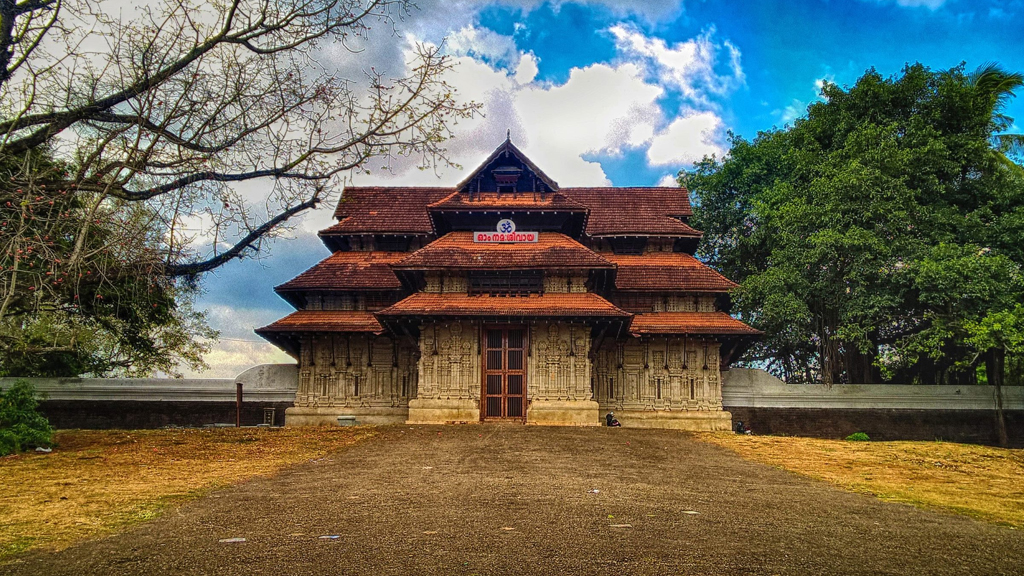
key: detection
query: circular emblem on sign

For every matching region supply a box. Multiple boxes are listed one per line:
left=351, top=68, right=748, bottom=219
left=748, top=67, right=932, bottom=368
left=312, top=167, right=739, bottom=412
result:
left=497, top=219, right=516, bottom=233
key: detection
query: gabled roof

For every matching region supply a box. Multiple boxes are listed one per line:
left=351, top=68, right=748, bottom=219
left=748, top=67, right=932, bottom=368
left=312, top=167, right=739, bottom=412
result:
left=427, top=190, right=586, bottom=211
left=562, top=188, right=702, bottom=237
left=324, top=187, right=452, bottom=235
left=456, top=138, right=559, bottom=192
left=376, top=293, right=629, bottom=318
left=605, top=253, right=737, bottom=292
left=392, top=231, right=613, bottom=270
left=255, top=310, right=384, bottom=334
left=275, top=252, right=405, bottom=293
left=629, top=312, right=761, bottom=336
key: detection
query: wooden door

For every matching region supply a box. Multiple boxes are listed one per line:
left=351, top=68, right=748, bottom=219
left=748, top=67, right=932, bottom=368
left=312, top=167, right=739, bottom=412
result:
left=482, top=326, right=527, bottom=420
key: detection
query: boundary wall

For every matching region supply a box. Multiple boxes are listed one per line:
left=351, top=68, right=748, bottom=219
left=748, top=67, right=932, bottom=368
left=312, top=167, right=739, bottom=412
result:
left=0, top=364, right=298, bottom=429
left=722, top=368, right=1024, bottom=446
left=3, top=364, right=1021, bottom=445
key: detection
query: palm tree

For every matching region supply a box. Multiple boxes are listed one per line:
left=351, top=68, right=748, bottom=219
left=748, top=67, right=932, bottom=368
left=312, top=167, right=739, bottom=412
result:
left=965, top=62, right=1022, bottom=446
left=967, top=62, right=1024, bottom=164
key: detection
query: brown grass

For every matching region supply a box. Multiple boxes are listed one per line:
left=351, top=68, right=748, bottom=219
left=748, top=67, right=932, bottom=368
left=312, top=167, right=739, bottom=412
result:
left=699, top=433, right=1024, bottom=528
left=0, top=427, right=373, bottom=559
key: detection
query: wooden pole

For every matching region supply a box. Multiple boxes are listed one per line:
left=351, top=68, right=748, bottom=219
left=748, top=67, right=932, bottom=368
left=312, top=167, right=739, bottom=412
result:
left=236, top=382, right=243, bottom=428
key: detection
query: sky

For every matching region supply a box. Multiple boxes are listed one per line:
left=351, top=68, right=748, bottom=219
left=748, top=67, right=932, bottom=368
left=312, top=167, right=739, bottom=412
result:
left=186, top=0, right=1024, bottom=378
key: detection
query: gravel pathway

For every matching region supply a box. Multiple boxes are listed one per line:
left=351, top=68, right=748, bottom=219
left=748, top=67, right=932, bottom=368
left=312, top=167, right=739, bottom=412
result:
left=3, top=425, right=1021, bottom=575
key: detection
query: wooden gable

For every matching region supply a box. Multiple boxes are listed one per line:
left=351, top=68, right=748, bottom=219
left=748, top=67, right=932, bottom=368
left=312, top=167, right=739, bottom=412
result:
left=455, top=137, right=559, bottom=195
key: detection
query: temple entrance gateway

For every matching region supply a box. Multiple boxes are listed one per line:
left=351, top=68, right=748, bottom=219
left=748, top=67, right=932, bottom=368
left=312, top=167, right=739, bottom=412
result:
left=482, top=326, right=528, bottom=420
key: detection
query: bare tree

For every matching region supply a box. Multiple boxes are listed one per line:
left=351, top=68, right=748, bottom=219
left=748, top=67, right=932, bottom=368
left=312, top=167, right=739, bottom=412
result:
left=0, top=0, right=477, bottom=374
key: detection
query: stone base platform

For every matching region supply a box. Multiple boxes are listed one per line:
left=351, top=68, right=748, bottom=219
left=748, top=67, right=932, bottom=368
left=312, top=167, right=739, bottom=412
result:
left=526, top=400, right=601, bottom=426
left=406, top=398, right=480, bottom=424
left=284, top=406, right=409, bottom=426
left=611, top=410, right=733, bottom=431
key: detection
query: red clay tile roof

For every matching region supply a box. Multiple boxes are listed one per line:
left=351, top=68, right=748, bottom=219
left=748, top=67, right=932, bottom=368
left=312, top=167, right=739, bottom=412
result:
left=324, top=185, right=705, bottom=237
left=604, top=253, right=738, bottom=292
left=276, top=252, right=405, bottom=292
left=561, top=188, right=702, bottom=237
left=377, top=293, right=629, bottom=318
left=393, top=231, right=613, bottom=270
left=255, top=311, right=383, bottom=334
left=427, top=191, right=586, bottom=211
left=324, top=187, right=452, bottom=235
left=629, top=312, right=761, bottom=336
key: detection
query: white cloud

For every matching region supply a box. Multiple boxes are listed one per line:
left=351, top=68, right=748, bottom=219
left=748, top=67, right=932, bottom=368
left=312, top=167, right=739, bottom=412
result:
left=898, top=0, right=945, bottom=7
left=774, top=98, right=806, bottom=124
left=446, top=25, right=519, bottom=66
left=180, top=304, right=295, bottom=378
left=880, top=0, right=946, bottom=8
left=350, top=23, right=742, bottom=187
left=349, top=47, right=671, bottom=187
left=516, top=62, right=665, bottom=184
left=657, top=173, right=680, bottom=187
left=609, top=24, right=744, bottom=104
left=647, top=111, right=725, bottom=165
left=514, top=52, right=539, bottom=84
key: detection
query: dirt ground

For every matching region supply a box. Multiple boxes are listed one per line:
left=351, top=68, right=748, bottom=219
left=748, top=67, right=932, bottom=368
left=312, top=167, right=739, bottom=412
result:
left=2, top=426, right=1022, bottom=576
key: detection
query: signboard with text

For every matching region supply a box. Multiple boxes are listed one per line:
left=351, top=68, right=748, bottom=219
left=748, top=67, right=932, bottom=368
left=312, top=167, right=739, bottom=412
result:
left=474, top=219, right=539, bottom=243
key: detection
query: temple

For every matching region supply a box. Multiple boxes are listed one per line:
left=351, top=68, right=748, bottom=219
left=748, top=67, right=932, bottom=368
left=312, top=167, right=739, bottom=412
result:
left=257, top=138, right=760, bottom=429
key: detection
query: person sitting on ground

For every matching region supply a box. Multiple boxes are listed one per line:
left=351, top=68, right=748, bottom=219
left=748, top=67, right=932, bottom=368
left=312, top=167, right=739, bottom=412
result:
left=606, top=411, right=621, bottom=427
left=734, top=420, right=751, bottom=435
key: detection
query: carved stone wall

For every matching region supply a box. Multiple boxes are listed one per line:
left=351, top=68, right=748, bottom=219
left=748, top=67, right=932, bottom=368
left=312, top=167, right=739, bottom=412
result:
left=592, top=337, right=723, bottom=412
left=528, top=322, right=591, bottom=402
left=415, top=321, right=481, bottom=401
left=295, top=334, right=418, bottom=408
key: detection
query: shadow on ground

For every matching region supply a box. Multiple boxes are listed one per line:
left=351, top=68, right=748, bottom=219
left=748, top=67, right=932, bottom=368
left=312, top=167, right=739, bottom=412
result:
left=2, top=426, right=1021, bottom=576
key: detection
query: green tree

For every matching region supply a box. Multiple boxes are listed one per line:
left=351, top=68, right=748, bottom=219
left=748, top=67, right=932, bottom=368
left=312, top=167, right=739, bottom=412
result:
left=0, top=380, right=53, bottom=456
left=963, top=305, right=1024, bottom=446
left=685, top=63, right=1024, bottom=396
left=0, top=150, right=214, bottom=377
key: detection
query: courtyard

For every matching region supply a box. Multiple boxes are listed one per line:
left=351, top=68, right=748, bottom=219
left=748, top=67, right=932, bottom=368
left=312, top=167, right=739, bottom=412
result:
left=1, top=426, right=1022, bottom=575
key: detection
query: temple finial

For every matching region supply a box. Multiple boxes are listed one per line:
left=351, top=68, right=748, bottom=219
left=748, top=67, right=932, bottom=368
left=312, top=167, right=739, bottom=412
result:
left=506, top=128, right=511, bottom=141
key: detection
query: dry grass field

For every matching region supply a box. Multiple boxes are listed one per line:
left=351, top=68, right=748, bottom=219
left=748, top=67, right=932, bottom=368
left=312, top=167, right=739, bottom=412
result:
left=699, top=433, right=1024, bottom=528
left=0, top=427, right=373, bottom=559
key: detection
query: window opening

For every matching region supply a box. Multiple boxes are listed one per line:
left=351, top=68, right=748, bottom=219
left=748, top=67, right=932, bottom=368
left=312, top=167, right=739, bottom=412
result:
left=469, top=270, right=544, bottom=295
left=375, top=236, right=411, bottom=251
left=610, top=237, right=647, bottom=255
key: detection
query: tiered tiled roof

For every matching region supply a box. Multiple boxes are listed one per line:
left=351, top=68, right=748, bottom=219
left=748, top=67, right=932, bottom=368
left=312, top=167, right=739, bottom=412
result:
left=605, top=253, right=738, bottom=292
left=275, top=252, right=405, bottom=293
left=322, top=187, right=452, bottom=235
left=562, top=188, right=702, bottom=237
left=393, top=231, right=613, bottom=270
left=255, top=311, right=383, bottom=334
left=428, top=191, right=587, bottom=211
left=629, top=312, right=762, bottom=336
left=377, top=293, right=629, bottom=318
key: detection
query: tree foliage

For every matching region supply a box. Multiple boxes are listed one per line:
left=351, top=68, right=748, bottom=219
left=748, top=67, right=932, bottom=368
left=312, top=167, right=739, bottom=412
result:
left=0, top=148, right=214, bottom=376
left=0, top=380, right=53, bottom=456
left=686, top=63, right=1024, bottom=388
left=0, top=0, right=478, bottom=375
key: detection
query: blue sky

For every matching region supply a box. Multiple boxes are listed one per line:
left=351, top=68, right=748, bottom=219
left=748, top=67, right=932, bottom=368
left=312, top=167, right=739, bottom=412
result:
left=190, top=0, right=1024, bottom=376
